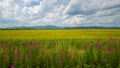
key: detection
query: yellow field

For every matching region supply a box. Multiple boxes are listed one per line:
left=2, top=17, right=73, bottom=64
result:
left=0, top=29, right=120, bottom=39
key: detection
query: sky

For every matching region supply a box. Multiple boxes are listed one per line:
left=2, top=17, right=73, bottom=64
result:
left=0, top=0, right=120, bottom=28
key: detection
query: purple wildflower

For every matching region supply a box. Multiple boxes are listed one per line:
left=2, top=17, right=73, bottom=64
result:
left=19, top=54, right=23, bottom=58
left=32, top=41, right=39, bottom=46
left=5, top=49, right=9, bottom=54
left=106, top=41, right=110, bottom=45
left=83, top=44, right=87, bottom=49
left=67, top=54, right=72, bottom=58
left=108, top=47, right=116, bottom=52
left=90, top=42, right=93, bottom=46
left=18, top=61, right=21, bottom=64
left=112, top=40, right=118, bottom=44
left=26, top=54, right=32, bottom=58
left=29, top=46, right=34, bottom=50
left=95, top=45, right=99, bottom=49
left=58, top=60, right=62, bottom=64
left=11, top=64, right=15, bottom=68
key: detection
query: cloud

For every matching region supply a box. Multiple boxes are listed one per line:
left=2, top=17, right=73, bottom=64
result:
left=63, top=15, right=86, bottom=25
left=64, top=0, right=120, bottom=15
left=0, top=0, right=120, bottom=27
left=63, top=0, right=120, bottom=27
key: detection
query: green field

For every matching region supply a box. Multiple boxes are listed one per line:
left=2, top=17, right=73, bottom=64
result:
left=0, top=29, right=120, bottom=39
left=0, top=29, right=120, bottom=68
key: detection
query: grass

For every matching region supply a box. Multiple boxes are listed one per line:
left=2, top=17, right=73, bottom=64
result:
left=0, top=29, right=120, bottom=68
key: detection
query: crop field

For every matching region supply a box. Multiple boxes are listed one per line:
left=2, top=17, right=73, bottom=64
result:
left=0, top=29, right=120, bottom=39
left=0, top=29, right=120, bottom=68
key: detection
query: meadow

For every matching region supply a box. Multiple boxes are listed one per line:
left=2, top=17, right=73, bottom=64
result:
left=0, top=29, right=120, bottom=68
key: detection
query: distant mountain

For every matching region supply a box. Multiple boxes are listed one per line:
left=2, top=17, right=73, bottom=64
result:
left=0, top=25, right=120, bottom=30
left=0, top=25, right=61, bottom=29
left=30, top=25, right=61, bottom=29
left=63, top=26, right=120, bottom=29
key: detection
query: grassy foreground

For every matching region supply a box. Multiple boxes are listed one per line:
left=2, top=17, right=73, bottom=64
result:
left=0, top=29, right=120, bottom=68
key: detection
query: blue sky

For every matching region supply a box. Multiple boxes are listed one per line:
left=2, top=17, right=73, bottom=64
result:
left=0, top=0, right=120, bottom=28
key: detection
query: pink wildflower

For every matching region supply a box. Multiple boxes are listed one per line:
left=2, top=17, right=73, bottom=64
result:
left=19, top=54, right=23, bottom=58
left=58, top=60, right=62, bottom=64
left=95, top=45, right=99, bottom=49
left=108, top=47, right=116, bottom=52
left=67, top=54, right=72, bottom=58
left=105, top=41, right=110, bottom=45
left=83, top=44, right=87, bottom=49
left=112, top=40, right=118, bottom=44
left=5, top=49, right=9, bottom=54
left=29, top=46, right=34, bottom=50
left=26, top=54, right=32, bottom=58
left=90, top=42, right=93, bottom=46
left=18, top=61, right=21, bottom=64
left=11, top=64, right=15, bottom=68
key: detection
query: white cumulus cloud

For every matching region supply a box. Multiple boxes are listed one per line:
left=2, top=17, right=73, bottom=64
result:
left=0, top=0, right=120, bottom=28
